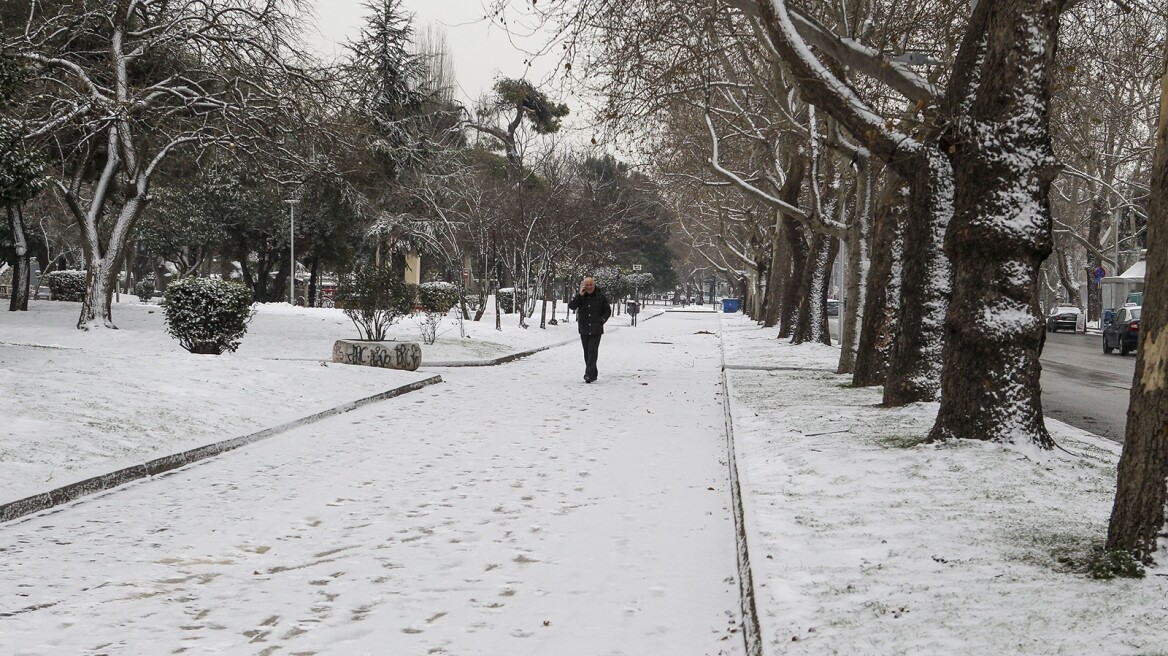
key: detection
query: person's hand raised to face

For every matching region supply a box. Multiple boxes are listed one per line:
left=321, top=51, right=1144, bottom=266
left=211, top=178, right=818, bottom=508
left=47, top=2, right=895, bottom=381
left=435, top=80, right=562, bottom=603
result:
left=580, top=278, right=595, bottom=295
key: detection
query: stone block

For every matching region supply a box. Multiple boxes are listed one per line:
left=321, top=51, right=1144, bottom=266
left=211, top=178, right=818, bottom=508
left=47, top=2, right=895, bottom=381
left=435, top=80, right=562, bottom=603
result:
left=332, top=339, right=422, bottom=371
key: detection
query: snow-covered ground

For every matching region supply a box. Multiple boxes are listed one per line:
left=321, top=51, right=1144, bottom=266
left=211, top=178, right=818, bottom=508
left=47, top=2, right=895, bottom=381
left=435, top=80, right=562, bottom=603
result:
left=2, top=302, right=1165, bottom=655
left=0, top=298, right=602, bottom=504
left=1, top=308, right=741, bottom=655
left=720, top=315, right=1168, bottom=655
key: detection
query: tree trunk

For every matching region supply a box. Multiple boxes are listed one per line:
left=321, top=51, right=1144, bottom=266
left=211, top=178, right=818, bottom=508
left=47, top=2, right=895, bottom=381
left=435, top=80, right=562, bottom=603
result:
left=7, top=205, right=31, bottom=312
left=308, top=255, right=319, bottom=308
left=837, top=170, right=871, bottom=375
left=763, top=212, right=788, bottom=328
left=1106, top=43, right=1168, bottom=564
left=854, top=178, right=908, bottom=387
left=883, top=152, right=953, bottom=404
left=77, top=256, right=121, bottom=329
left=927, top=0, right=1062, bottom=448
left=1053, top=245, right=1083, bottom=310
left=778, top=216, right=808, bottom=338
left=763, top=160, right=807, bottom=328
left=77, top=195, right=146, bottom=329
left=1086, top=195, right=1106, bottom=323
left=791, top=231, right=837, bottom=345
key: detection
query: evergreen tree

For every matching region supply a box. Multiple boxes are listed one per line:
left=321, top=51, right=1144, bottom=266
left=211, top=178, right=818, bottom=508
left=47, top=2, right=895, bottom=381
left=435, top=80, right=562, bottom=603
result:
left=344, top=0, right=434, bottom=179
left=0, top=52, right=47, bottom=311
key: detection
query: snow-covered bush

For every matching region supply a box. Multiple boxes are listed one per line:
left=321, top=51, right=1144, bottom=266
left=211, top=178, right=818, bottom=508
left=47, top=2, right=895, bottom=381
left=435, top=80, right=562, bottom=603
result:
left=336, top=265, right=415, bottom=341
left=497, top=287, right=527, bottom=314
left=46, top=270, right=86, bottom=301
left=415, top=281, right=458, bottom=344
left=134, top=278, right=155, bottom=303
left=627, top=272, right=655, bottom=296
left=162, top=277, right=255, bottom=355
left=418, top=281, right=459, bottom=313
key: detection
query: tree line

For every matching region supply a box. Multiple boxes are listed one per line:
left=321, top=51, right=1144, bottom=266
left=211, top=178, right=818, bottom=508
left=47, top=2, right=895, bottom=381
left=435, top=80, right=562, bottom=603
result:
left=0, top=0, right=679, bottom=331
left=484, top=0, right=1168, bottom=571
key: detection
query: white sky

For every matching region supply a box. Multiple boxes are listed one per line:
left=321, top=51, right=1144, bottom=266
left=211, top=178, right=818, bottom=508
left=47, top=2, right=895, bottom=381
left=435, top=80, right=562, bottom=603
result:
left=307, top=0, right=565, bottom=107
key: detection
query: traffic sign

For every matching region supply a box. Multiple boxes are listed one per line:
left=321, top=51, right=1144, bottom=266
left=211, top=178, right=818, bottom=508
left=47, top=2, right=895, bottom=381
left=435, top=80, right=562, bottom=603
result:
left=632, top=264, right=642, bottom=271
left=1092, top=266, right=1106, bottom=283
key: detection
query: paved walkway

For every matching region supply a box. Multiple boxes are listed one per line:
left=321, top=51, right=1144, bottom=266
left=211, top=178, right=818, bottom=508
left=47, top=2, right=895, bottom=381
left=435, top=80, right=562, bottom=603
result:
left=0, top=313, right=744, bottom=656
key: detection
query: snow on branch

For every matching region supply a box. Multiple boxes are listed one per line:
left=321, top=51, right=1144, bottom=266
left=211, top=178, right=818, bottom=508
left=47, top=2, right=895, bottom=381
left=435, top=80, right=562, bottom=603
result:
left=705, top=113, right=807, bottom=219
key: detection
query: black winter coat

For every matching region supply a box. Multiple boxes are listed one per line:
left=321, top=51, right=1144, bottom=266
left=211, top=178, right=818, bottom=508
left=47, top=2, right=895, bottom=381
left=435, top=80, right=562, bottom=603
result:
left=568, top=287, right=612, bottom=335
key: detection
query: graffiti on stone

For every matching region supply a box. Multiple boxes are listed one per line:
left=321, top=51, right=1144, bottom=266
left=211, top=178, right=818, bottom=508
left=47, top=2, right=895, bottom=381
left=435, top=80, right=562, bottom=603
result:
left=332, top=340, right=421, bottom=371
left=395, top=343, right=422, bottom=371
left=345, top=343, right=368, bottom=365
left=368, top=346, right=393, bottom=368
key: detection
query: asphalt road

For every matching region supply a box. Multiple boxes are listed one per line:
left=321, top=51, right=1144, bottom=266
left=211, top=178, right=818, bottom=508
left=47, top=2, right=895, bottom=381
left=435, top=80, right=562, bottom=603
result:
left=825, top=317, right=1134, bottom=443
left=1040, top=330, right=1136, bottom=443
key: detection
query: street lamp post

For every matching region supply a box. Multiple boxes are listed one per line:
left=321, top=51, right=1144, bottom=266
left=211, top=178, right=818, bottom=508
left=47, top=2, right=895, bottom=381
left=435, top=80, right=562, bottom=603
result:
left=286, top=199, right=299, bottom=305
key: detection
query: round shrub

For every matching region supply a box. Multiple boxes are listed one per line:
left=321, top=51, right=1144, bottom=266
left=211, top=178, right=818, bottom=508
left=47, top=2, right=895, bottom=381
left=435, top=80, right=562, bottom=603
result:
left=46, top=270, right=87, bottom=301
left=134, top=278, right=155, bottom=303
left=336, top=265, right=415, bottom=341
left=418, top=281, right=459, bottom=313
left=162, top=277, right=255, bottom=354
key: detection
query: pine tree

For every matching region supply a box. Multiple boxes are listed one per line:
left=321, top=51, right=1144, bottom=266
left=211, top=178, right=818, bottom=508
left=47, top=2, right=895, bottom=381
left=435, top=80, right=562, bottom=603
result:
left=344, top=0, right=433, bottom=179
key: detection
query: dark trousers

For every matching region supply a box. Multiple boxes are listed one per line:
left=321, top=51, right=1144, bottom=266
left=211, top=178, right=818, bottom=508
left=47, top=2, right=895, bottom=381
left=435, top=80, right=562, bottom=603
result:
left=580, top=334, right=602, bottom=379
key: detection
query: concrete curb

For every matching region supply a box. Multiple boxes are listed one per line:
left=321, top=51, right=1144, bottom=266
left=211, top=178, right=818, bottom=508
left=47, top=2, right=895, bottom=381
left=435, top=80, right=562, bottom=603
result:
left=423, top=337, right=580, bottom=367
left=724, top=364, right=831, bottom=372
left=664, top=309, right=722, bottom=314
left=718, top=325, right=766, bottom=656
left=423, top=312, right=664, bottom=366
left=0, top=375, right=444, bottom=525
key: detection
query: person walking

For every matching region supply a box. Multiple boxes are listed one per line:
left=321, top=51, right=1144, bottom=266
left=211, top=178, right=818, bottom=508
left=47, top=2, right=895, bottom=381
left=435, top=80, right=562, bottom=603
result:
left=568, top=276, right=611, bottom=383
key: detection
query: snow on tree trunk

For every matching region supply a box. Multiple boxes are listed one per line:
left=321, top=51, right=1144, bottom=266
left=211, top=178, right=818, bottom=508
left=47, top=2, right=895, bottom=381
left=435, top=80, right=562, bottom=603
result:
left=78, top=256, right=120, bottom=329
left=1106, top=43, right=1168, bottom=564
left=853, top=179, right=907, bottom=387
left=837, top=170, right=871, bottom=375
left=778, top=216, right=808, bottom=339
left=765, top=161, right=805, bottom=329
left=884, top=153, right=952, bottom=405
left=791, top=232, right=836, bottom=345
left=76, top=193, right=146, bottom=330
left=927, top=1, right=1061, bottom=448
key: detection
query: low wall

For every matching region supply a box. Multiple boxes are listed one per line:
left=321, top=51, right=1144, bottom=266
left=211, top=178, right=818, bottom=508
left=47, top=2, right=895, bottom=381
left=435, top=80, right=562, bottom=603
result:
left=332, top=339, right=422, bottom=371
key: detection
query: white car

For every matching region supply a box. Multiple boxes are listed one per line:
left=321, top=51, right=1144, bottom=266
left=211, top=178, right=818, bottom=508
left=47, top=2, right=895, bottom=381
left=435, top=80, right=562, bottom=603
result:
left=1045, top=306, right=1081, bottom=332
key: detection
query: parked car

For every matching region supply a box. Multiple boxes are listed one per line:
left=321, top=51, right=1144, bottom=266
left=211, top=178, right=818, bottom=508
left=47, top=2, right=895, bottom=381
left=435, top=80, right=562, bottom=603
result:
left=1103, top=305, right=1141, bottom=355
left=1045, top=305, right=1081, bottom=332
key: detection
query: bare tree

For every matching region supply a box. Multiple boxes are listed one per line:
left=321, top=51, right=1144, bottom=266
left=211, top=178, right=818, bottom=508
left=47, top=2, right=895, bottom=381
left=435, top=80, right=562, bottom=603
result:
left=8, top=0, right=323, bottom=329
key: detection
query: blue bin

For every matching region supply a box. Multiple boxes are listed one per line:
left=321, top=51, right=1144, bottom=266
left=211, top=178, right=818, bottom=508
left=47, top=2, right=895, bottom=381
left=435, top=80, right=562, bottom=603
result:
left=1103, top=309, right=1116, bottom=325
left=722, top=298, right=740, bottom=313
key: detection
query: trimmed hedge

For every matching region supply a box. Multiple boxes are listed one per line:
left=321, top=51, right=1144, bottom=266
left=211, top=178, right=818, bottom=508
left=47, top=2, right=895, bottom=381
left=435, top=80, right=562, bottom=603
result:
left=162, top=277, right=255, bottom=355
left=46, top=270, right=86, bottom=302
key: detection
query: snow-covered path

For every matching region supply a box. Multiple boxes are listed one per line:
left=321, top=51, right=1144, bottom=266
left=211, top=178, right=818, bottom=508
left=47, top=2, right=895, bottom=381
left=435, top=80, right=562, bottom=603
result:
left=0, top=312, right=745, bottom=656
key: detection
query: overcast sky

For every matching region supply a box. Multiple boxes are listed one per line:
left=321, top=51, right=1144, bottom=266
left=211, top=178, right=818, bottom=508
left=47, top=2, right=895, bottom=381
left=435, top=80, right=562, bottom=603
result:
left=307, top=0, right=563, bottom=106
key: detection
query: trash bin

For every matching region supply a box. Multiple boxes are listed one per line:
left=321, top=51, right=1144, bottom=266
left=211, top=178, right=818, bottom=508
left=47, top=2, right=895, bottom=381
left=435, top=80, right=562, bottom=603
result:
left=721, top=298, right=739, bottom=313
left=1103, top=308, right=1116, bottom=325
left=626, top=301, right=639, bottom=315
